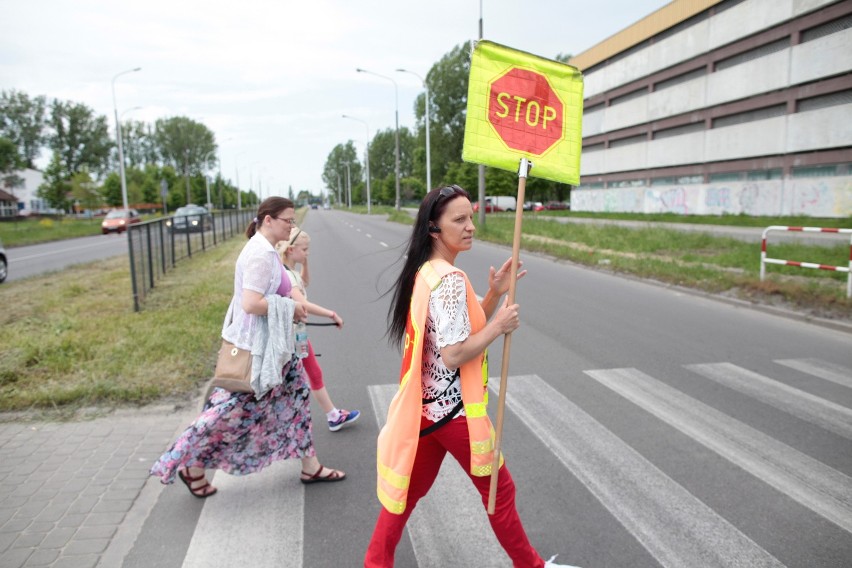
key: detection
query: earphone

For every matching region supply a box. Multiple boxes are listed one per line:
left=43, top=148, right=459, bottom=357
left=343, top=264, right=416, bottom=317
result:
left=428, top=226, right=441, bottom=233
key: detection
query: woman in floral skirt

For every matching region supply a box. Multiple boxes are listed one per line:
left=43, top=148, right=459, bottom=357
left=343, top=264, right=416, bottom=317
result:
left=150, top=196, right=346, bottom=497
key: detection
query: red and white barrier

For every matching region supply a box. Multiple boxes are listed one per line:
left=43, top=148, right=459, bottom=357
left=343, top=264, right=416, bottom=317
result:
left=760, top=226, right=852, bottom=298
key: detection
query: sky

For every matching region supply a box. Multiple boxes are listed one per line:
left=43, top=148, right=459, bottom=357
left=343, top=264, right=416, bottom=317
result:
left=1, top=0, right=670, bottom=198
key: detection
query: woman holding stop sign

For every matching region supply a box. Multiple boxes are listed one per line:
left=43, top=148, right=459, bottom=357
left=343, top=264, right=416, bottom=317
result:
left=364, top=185, right=579, bottom=568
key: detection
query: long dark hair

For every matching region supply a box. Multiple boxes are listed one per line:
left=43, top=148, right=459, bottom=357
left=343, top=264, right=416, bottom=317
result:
left=386, top=185, right=470, bottom=349
left=245, top=196, right=295, bottom=239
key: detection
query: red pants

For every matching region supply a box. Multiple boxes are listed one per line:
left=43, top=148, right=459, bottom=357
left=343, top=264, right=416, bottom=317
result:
left=301, top=340, right=324, bottom=391
left=364, top=417, right=544, bottom=568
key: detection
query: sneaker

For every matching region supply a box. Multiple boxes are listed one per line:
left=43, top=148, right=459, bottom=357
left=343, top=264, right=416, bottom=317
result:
left=328, top=409, right=360, bottom=432
left=544, top=554, right=581, bottom=568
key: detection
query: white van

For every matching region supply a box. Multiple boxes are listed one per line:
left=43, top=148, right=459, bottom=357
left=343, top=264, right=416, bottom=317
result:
left=473, top=195, right=517, bottom=213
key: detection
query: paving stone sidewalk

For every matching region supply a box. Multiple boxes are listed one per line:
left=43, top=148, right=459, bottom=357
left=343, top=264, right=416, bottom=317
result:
left=0, top=406, right=193, bottom=568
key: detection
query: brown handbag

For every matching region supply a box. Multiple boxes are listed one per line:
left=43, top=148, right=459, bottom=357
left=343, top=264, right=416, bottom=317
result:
left=210, top=340, right=253, bottom=393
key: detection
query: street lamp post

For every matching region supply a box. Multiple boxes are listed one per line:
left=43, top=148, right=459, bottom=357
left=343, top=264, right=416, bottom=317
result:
left=111, top=67, right=141, bottom=214
left=356, top=68, right=400, bottom=210
left=396, top=68, right=431, bottom=192
left=342, top=114, right=372, bottom=214
left=203, top=150, right=217, bottom=210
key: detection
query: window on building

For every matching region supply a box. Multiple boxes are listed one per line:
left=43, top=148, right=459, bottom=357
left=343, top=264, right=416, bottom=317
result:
left=579, top=182, right=604, bottom=190
left=584, top=102, right=604, bottom=114
left=714, top=38, right=790, bottom=71
left=610, top=87, right=648, bottom=106
left=747, top=169, right=783, bottom=180
left=650, top=177, right=676, bottom=186
left=712, top=104, right=786, bottom=128
left=654, top=67, right=706, bottom=91
left=583, top=143, right=605, bottom=153
left=709, top=172, right=744, bottom=183
left=653, top=122, right=705, bottom=140
left=609, top=178, right=647, bottom=188
left=798, top=89, right=852, bottom=113
left=792, top=165, right=841, bottom=178
left=609, top=134, right=647, bottom=148
left=801, top=13, right=852, bottom=44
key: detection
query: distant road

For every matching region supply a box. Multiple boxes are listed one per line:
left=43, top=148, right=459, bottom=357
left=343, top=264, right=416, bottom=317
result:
left=3, top=234, right=129, bottom=282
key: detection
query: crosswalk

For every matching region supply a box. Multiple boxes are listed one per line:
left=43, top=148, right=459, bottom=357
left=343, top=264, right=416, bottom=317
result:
left=177, top=358, right=852, bottom=567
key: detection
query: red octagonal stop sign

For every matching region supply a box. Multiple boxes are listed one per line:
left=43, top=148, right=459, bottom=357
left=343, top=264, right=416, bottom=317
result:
left=487, top=67, right=564, bottom=156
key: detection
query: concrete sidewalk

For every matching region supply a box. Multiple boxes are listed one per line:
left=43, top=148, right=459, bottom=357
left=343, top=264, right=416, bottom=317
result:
left=0, top=405, right=193, bottom=568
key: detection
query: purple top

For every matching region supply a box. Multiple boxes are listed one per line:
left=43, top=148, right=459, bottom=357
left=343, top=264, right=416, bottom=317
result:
left=276, top=263, right=292, bottom=297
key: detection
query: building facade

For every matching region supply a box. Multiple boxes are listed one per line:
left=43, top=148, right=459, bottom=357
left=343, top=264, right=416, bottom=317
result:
left=569, top=0, right=852, bottom=217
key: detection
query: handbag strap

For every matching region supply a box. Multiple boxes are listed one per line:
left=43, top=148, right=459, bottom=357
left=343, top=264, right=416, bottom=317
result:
left=419, top=399, right=464, bottom=438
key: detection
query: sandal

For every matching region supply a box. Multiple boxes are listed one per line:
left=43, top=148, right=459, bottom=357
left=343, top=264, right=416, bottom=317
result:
left=300, top=464, right=346, bottom=484
left=178, top=467, right=218, bottom=498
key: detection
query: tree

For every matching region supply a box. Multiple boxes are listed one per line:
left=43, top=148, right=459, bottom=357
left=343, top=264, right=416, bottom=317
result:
left=154, top=117, right=216, bottom=206
left=68, top=170, right=103, bottom=212
left=0, top=137, right=25, bottom=202
left=47, top=99, right=113, bottom=177
left=423, top=41, right=473, bottom=186
left=322, top=141, right=361, bottom=205
left=0, top=90, right=47, bottom=169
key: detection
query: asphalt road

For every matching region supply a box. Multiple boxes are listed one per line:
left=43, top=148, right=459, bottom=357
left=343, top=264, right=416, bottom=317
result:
left=122, top=209, right=851, bottom=568
left=2, top=233, right=130, bottom=282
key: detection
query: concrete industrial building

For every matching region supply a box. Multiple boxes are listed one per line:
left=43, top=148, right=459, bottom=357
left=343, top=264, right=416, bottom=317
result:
left=569, top=0, right=852, bottom=217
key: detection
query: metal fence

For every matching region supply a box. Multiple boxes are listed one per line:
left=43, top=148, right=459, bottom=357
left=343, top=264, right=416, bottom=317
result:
left=126, top=209, right=255, bottom=311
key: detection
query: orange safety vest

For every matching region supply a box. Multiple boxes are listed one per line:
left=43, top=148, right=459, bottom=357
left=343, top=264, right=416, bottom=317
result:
left=376, top=259, right=503, bottom=514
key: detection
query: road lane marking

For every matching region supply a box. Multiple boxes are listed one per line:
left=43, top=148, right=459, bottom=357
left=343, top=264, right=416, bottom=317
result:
left=686, top=362, right=852, bottom=440
left=181, top=460, right=303, bottom=568
left=586, top=367, right=852, bottom=534
left=497, top=374, right=784, bottom=568
left=774, top=359, right=852, bottom=390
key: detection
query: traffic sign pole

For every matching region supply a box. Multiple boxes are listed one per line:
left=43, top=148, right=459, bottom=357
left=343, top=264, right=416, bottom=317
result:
left=488, top=157, right=532, bottom=515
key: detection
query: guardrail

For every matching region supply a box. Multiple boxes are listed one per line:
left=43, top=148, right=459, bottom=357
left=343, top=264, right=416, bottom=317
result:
left=760, top=226, right=852, bottom=298
left=126, top=209, right=254, bottom=311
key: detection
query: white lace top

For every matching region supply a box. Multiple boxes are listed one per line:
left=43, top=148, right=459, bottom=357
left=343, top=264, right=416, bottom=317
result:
left=221, top=232, right=283, bottom=350
left=422, top=272, right=471, bottom=422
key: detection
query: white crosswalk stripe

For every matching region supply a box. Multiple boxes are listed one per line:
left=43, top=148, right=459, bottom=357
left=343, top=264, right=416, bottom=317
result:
left=774, top=358, right=852, bottom=389
left=685, top=362, right=852, bottom=440
left=492, top=375, right=784, bottom=568
left=182, top=460, right=304, bottom=568
left=585, top=367, right=852, bottom=534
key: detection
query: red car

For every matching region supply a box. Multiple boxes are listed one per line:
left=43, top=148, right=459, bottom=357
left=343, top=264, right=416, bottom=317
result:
left=101, top=209, right=141, bottom=234
left=545, top=201, right=570, bottom=211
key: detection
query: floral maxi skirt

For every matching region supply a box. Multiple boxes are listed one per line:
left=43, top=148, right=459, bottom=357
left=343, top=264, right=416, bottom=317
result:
left=149, top=358, right=314, bottom=484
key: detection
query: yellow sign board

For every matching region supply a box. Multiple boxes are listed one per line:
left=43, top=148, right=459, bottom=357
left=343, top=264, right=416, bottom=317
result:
left=463, top=40, right=584, bottom=185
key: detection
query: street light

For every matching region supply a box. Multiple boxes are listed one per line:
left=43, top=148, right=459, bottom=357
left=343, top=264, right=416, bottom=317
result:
left=342, top=114, right=372, bottom=214
left=111, top=66, right=141, bottom=214
left=203, top=150, right=218, bottom=210
left=356, top=68, right=400, bottom=210
left=397, top=68, right=431, bottom=192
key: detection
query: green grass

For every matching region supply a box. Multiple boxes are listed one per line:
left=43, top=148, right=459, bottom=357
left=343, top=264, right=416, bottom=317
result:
left=0, top=240, right=241, bottom=413
left=0, top=217, right=106, bottom=246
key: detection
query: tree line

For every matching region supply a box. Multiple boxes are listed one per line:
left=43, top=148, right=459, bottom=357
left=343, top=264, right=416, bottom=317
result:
left=323, top=42, right=573, bottom=207
left=0, top=91, right=255, bottom=213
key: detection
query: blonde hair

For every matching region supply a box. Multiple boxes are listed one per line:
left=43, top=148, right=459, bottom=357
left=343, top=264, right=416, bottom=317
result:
left=276, top=227, right=310, bottom=262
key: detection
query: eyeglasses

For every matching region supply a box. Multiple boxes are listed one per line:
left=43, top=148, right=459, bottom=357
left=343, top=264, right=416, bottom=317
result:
left=275, top=217, right=297, bottom=225
left=428, top=184, right=469, bottom=220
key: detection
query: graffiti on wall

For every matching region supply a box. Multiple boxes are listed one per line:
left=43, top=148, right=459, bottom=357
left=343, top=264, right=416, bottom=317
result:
left=572, top=176, right=852, bottom=217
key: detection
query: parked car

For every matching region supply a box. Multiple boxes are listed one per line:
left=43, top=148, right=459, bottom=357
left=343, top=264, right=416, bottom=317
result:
left=0, top=239, right=7, bottom=283
left=472, top=195, right=517, bottom=213
left=524, top=201, right=545, bottom=211
left=101, top=209, right=141, bottom=234
left=545, top=201, right=570, bottom=211
left=167, top=205, right=212, bottom=233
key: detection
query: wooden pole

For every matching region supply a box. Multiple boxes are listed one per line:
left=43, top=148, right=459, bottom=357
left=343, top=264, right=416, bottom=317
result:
left=487, top=157, right=531, bottom=514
